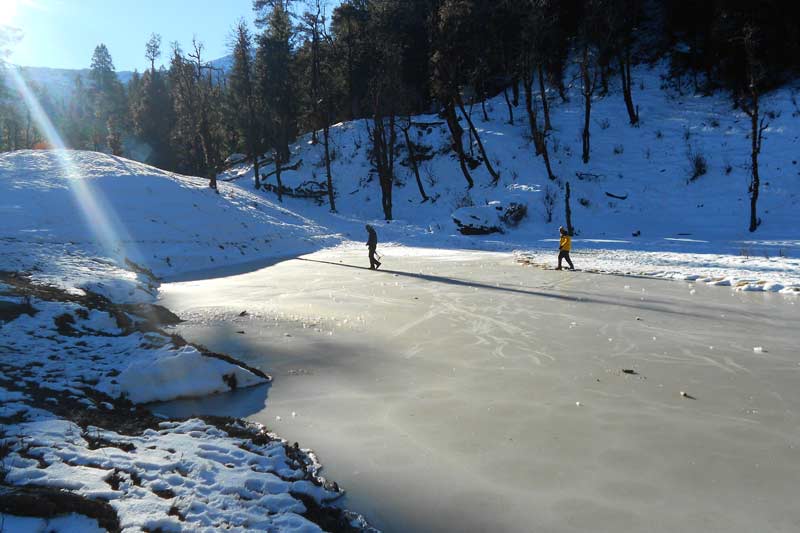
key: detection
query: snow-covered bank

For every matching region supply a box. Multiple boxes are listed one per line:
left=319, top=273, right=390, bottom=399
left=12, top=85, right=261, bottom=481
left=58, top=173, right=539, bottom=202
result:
left=0, top=151, right=371, bottom=531
left=517, top=245, right=800, bottom=294
left=0, top=273, right=371, bottom=532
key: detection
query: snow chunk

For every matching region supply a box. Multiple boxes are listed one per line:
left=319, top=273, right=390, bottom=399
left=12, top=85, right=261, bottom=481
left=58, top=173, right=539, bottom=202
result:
left=118, top=346, right=267, bottom=403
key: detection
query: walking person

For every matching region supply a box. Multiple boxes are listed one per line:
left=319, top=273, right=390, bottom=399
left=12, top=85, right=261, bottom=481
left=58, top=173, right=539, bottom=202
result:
left=555, top=226, right=574, bottom=270
left=366, top=224, right=381, bottom=270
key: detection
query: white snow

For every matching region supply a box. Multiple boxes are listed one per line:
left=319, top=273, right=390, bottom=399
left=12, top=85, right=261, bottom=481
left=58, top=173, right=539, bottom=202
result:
left=3, top=59, right=800, bottom=531
left=212, top=62, right=800, bottom=294
left=1, top=397, right=338, bottom=532
left=118, top=346, right=266, bottom=403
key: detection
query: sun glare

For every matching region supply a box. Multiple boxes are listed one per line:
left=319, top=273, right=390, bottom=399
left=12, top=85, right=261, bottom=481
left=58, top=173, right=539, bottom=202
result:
left=0, top=0, right=19, bottom=25
left=6, top=66, right=140, bottom=265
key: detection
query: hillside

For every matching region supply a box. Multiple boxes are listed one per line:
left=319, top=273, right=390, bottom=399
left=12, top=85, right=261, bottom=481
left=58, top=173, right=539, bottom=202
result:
left=222, top=63, right=800, bottom=292
left=0, top=150, right=339, bottom=298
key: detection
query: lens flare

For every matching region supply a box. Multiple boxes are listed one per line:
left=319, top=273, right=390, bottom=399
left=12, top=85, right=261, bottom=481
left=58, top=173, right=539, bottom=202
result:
left=6, top=66, right=140, bottom=265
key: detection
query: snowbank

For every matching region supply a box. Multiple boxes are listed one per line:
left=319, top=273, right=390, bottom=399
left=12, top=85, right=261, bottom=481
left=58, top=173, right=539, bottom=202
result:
left=517, top=246, right=800, bottom=294
left=119, top=346, right=268, bottom=403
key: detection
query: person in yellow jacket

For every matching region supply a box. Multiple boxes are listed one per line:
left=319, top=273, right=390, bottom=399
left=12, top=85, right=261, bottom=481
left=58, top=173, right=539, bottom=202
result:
left=555, top=226, right=575, bottom=270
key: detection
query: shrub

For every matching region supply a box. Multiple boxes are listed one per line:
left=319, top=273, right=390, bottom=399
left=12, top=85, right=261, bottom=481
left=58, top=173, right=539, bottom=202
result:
left=501, top=202, right=528, bottom=227
left=613, top=144, right=624, bottom=155
left=687, top=147, right=708, bottom=182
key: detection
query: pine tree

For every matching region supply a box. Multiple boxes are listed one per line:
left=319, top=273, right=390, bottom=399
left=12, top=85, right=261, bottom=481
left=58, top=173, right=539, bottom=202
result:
left=254, top=1, right=297, bottom=201
left=228, top=20, right=263, bottom=189
left=88, top=44, right=127, bottom=154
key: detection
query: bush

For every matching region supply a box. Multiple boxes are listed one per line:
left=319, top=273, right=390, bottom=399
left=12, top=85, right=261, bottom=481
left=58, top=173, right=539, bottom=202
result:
left=687, top=146, right=708, bottom=182
left=613, top=144, right=624, bottom=155
left=501, top=202, right=527, bottom=227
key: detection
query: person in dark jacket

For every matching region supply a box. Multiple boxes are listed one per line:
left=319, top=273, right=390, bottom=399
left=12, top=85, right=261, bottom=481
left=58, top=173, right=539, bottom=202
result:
left=366, top=225, right=381, bottom=270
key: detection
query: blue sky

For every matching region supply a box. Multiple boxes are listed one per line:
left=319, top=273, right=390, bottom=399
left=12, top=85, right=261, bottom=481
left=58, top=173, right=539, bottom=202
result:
left=4, top=0, right=263, bottom=71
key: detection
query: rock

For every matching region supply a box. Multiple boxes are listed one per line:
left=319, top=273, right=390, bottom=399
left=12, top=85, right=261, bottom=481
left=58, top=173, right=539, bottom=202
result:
left=451, top=200, right=528, bottom=235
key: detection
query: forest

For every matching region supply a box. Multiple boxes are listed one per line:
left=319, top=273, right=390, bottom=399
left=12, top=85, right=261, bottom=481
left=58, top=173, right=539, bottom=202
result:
left=1, top=0, right=798, bottom=230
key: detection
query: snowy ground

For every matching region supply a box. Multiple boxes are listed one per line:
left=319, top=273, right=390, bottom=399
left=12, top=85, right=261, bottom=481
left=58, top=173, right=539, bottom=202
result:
left=3, top=58, right=800, bottom=531
left=157, top=247, right=800, bottom=533
left=0, top=151, right=371, bottom=531
left=217, top=61, right=800, bottom=295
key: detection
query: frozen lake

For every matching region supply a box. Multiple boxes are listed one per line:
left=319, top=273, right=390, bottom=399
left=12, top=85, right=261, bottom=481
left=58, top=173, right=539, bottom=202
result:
left=157, top=247, right=800, bottom=533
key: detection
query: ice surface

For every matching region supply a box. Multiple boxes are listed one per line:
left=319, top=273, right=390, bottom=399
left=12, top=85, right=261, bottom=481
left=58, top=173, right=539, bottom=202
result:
left=159, top=247, right=800, bottom=533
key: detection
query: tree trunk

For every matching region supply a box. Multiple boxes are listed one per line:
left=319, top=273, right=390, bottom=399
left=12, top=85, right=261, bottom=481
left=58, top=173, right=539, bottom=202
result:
left=385, top=114, right=395, bottom=220
left=371, top=111, right=393, bottom=221
left=456, top=94, right=500, bottom=183
left=274, top=151, right=284, bottom=203
left=481, top=97, right=489, bottom=122
left=557, top=78, right=568, bottom=103
left=323, top=123, right=336, bottom=212
left=748, top=93, right=761, bottom=232
left=443, top=99, right=474, bottom=188
left=581, top=46, right=593, bottom=164
left=253, top=153, right=261, bottom=189
left=565, top=181, right=574, bottom=236
left=538, top=64, right=552, bottom=131
left=511, top=76, right=519, bottom=106
left=402, top=123, right=428, bottom=202
left=523, top=73, right=543, bottom=156
left=600, top=62, right=609, bottom=96
left=503, top=87, right=514, bottom=125
left=619, top=49, right=639, bottom=126
left=541, top=132, right=556, bottom=181
left=582, top=92, right=591, bottom=164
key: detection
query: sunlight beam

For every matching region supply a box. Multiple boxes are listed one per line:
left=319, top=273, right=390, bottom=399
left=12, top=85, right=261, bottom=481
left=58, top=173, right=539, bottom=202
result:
left=6, top=65, right=140, bottom=265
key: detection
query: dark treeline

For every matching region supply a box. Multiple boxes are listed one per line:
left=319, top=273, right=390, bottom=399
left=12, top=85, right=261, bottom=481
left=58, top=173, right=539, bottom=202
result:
left=1, top=0, right=798, bottom=225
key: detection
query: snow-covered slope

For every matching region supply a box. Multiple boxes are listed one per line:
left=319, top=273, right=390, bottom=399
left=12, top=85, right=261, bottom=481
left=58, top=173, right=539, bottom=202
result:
left=0, top=150, right=370, bottom=530
left=1, top=150, right=339, bottom=294
left=221, top=62, right=800, bottom=291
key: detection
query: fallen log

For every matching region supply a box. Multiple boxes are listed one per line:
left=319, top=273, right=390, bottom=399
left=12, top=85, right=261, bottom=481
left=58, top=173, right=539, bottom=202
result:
left=605, top=191, right=628, bottom=200
left=575, top=171, right=604, bottom=181
left=260, top=159, right=302, bottom=180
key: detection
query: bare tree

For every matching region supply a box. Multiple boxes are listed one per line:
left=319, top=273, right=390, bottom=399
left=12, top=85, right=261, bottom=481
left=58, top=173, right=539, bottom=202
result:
left=564, top=181, right=574, bottom=236
left=400, top=118, right=429, bottom=202
left=741, top=26, right=768, bottom=232
left=580, top=43, right=599, bottom=164
left=455, top=92, right=500, bottom=183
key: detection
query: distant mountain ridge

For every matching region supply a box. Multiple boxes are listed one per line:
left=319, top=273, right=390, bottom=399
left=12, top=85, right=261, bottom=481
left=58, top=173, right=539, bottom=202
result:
left=3, top=54, right=234, bottom=102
